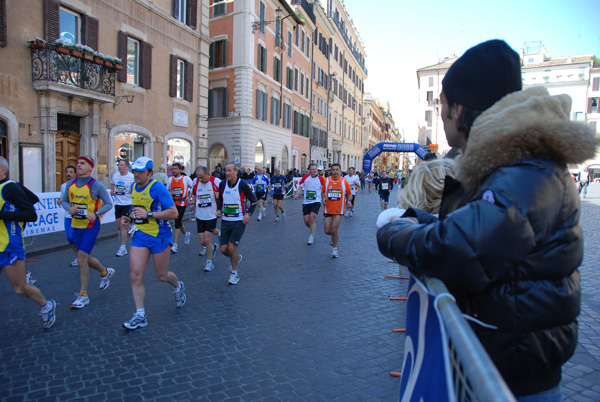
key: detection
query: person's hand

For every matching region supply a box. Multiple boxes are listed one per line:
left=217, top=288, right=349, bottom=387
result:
left=56, top=198, right=62, bottom=206
left=376, top=208, right=407, bottom=229
left=68, top=206, right=79, bottom=215
left=216, top=210, right=222, bottom=218
left=132, top=206, right=148, bottom=219
left=86, top=212, right=97, bottom=222
left=242, top=213, right=250, bottom=224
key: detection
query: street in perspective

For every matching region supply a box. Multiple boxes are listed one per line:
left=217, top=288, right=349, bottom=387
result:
left=1, top=185, right=600, bottom=401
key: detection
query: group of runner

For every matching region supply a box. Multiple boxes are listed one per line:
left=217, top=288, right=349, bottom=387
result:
left=1, top=153, right=396, bottom=330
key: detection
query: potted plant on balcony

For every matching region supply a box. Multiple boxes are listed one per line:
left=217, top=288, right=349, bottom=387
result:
left=68, top=43, right=83, bottom=58
left=27, top=38, right=46, bottom=49
left=81, top=45, right=96, bottom=62
left=112, top=57, right=123, bottom=71
left=54, top=40, right=70, bottom=55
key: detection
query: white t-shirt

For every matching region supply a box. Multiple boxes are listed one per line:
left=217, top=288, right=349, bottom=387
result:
left=111, top=172, right=135, bottom=206
left=346, top=174, right=360, bottom=195
left=298, top=174, right=324, bottom=204
left=60, top=182, right=71, bottom=219
left=192, top=176, right=221, bottom=220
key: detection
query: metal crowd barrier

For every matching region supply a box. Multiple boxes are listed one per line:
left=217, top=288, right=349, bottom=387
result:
left=424, top=276, right=516, bottom=402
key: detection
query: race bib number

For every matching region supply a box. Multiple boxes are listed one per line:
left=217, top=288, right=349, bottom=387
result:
left=132, top=205, right=149, bottom=224
left=306, top=190, right=317, bottom=200
left=115, top=185, right=126, bottom=196
left=256, top=184, right=265, bottom=192
left=223, top=204, right=239, bottom=217
left=381, top=183, right=389, bottom=190
left=273, top=183, right=282, bottom=189
left=72, top=202, right=88, bottom=219
left=328, top=189, right=342, bottom=201
left=172, top=187, right=184, bottom=198
left=198, top=194, right=211, bottom=208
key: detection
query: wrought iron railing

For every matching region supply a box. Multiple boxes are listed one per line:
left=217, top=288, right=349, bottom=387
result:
left=30, top=44, right=115, bottom=97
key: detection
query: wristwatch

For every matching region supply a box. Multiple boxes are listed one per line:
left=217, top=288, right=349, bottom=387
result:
left=147, top=211, right=153, bottom=219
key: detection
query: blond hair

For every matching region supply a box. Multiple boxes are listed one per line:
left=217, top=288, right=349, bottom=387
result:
left=398, top=159, right=456, bottom=214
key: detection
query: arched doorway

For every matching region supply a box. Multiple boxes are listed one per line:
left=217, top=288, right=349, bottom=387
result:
left=255, top=141, right=264, bottom=169
left=281, top=146, right=289, bottom=172
left=114, top=132, right=148, bottom=166
left=167, top=138, right=192, bottom=173
left=209, top=144, right=227, bottom=172
left=55, top=131, right=80, bottom=191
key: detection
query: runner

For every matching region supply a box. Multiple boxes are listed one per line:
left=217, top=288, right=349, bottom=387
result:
left=0, top=157, right=57, bottom=329
left=252, top=167, right=269, bottom=221
left=167, top=162, right=194, bottom=253
left=345, top=167, right=360, bottom=217
left=121, top=157, right=186, bottom=330
left=62, top=155, right=114, bottom=309
left=111, top=158, right=134, bottom=257
left=366, top=171, right=374, bottom=192
left=190, top=166, right=220, bottom=272
left=322, top=163, right=352, bottom=258
left=216, top=163, right=257, bottom=285
left=270, top=167, right=288, bottom=221
left=57, top=165, right=78, bottom=267
left=359, top=171, right=366, bottom=191
left=376, top=170, right=394, bottom=211
left=294, top=163, right=325, bottom=245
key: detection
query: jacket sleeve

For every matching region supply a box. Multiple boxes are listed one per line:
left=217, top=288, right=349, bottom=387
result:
left=0, top=182, right=38, bottom=222
left=377, top=197, right=536, bottom=293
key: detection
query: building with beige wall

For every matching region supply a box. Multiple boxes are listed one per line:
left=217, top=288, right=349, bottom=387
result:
left=0, top=0, right=210, bottom=192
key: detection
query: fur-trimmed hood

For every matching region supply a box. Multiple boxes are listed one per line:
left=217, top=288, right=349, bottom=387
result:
left=456, top=86, right=599, bottom=190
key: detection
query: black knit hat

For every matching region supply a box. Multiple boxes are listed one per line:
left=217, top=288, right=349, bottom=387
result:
left=442, top=39, right=522, bottom=111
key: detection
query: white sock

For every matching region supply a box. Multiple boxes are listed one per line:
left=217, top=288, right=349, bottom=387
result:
left=231, top=270, right=238, bottom=275
left=136, top=308, right=146, bottom=317
left=41, top=301, right=52, bottom=312
left=207, top=259, right=212, bottom=263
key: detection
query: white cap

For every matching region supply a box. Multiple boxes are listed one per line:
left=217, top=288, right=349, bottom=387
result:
left=318, top=165, right=324, bottom=170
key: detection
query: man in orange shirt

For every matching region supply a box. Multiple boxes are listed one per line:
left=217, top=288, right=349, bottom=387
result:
left=167, top=162, right=193, bottom=253
left=322, top=163, right=352, bottom=258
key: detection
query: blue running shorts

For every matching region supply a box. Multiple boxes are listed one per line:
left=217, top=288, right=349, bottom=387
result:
left=132, top=231, right=172, bottom=254
left=0, top=250, right=25, bottom=267
left=64, top=217, right=75, bottom=245
left=73, top=226, right=100, bottom=255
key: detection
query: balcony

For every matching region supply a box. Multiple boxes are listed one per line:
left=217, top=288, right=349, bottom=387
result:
left=30, top=44, right=116, bottom=103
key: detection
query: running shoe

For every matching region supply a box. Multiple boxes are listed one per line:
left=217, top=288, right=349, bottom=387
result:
left=71, top=293, right=90, bottom=309
left=41, top=300, right=57, bottom=329
left=26, top=271, right=37, bottom=285
left=184, top=232, right=191, bottom=245
left=116, top=245, right=127, bottom=257
left=123, top=313, right=148, bottom=330
left=228, top=273, right=240, bottom=285
left=171, top=243, right=179, bottom=253
left=204, top=260, right=215, bottom=272
left=257, top=214, right=262, bottom=221
left=99, top=268, right=115, bottom=290
left=307, top=234, right=314, bottom=245
left=274, top=216, right=280, bottom=222
left=70, top=257, right=79, bottom=267
left=174, top=281, right=186, bottom=308
left=331, top=247, right=339, bottom=258
left=199, top=246, right=207, bottom=256
left=212, top=243, right=218, bottom=256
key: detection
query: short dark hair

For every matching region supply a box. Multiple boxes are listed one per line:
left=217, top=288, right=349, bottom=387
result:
left=308, top=163, right=317, bottom=170
left=444, top=92, right=483, bottom=140
left=65, top=165, right=76, bottom=173
left=118, top=158, right=130, bottom=166
left=172, top=162, right=183, bottom=170
left=331, top=163, right=341, bottom=169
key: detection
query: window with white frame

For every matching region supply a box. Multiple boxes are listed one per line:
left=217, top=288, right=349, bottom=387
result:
left=208, top=87, right=227, bottom=118
left=127, top=37, right=140, bottom=86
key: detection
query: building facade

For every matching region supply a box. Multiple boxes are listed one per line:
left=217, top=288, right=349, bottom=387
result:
left=0, top=0, right=210, bottom=192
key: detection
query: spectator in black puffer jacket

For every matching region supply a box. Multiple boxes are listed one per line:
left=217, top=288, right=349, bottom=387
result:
left=377, top=40, right=598, bottom=399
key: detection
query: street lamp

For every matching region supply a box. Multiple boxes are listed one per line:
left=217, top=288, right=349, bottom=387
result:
left=251, top=8, right=283, bottom=34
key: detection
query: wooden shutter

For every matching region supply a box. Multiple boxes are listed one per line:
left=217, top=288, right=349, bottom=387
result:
left=140, top=40, right=152, bottom=89
left=117, top=31, right=127, bottom=82
left=82, top=15, right=99, bottom=51
left=187, top=0, right=197, bottom=29
left=173, top=0, right=179, bottom=20
left=0, top=0, right=6, bottom=47
left=184, top=61, right=193, bottom=102
left=256, top=90, right=261, bottom=120
left=44, top=0, right=59, bottom=43
left=589, top=98, right=593, bottom=114
left=222, top=40, right=227, bottom=66
left=209, top=42, right=215, bottom=68
left=263, top=92, right=268, bottom=121
left=169, top=55, right=177, bottom=97
left=594, top=77, right=600, bottom=92
left=208, top=89, right=213, bottom=118
left=221, top=88, right=227, bottom=118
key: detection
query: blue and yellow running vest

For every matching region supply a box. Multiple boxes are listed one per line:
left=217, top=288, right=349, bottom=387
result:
left=0, top=180, right=26, bottom=252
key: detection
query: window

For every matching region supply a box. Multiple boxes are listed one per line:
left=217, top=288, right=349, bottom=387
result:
left=300, top=72, right=304, bottom=95
left=425, top=110, right=432, bottom=126
left=209, top=39, right=227, bottom=68
left=294, top=68, right=299, bottom=91
left=173, top=0, right=197, bottom=29
left=0, top=119, right=6, bottom=159
left=259, top=1, right=265, bottom=34
left=169, top=55, right=193, bottom=101
left=212, top=0, right=226, bottom=16
left=283, top=103, right=292, bottom=129
left=118, top=31, right=152, bottom=88
left=44, top=2, right=98, bottom=50
left=593, top=77, right=599, bottom=92
left=273, top=57, right=281, bottom=82
left=301, top=30, right=305, bottom=53
left=589, top=98, right=599, bottom=114
left=426, top=91, right=433, bottom=105
left=271, top=97, right=281, bottom=125
left=256, top=89, right=268, bottom=121
left=428, top=76, right=433, bottom=87
left=275, top=18, right=280, bottom=47
left=286, top=67, right=293, bottom=89
left=208, top=87, right=228, bottom=118
left=0, top=0, right=6, bottom=47
left=257, top=44, right=267, bottom=73
left=287, top=31, right=292, bottom=57
left=295, top=25, right=299, bottom=46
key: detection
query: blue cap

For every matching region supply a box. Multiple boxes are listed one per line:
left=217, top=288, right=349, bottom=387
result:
left=131, top=157, right=153, bottom=171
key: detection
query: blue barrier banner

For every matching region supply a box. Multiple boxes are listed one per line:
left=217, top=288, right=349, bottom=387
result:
left=399, top=277, right=454, bottom=402
left=363, top=143, right=428, bottom=173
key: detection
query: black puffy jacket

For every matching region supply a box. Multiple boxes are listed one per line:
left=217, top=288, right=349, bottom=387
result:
left=377, top=87, right=598, bottom=396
